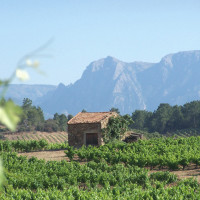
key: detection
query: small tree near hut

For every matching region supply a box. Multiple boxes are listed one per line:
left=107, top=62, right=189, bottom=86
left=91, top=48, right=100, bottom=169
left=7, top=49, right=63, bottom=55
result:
left=102, top=114, right=133, bottom=143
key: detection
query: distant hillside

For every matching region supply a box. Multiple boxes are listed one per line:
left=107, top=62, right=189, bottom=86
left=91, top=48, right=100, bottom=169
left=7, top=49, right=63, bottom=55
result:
left=3, top=51, right=200, bottom=116
left=137, top=51, right=200, bottom=110
left=1, top=84, right=56, bottom=105
left=39, top=50, right=200, bottom=116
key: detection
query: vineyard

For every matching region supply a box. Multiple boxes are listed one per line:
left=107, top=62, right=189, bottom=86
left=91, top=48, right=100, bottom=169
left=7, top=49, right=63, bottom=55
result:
left=65, top=136, right=200, bottom=170
left=3, top=131, right=68, bottom=143
left=1, top=137, right=200, bottom=199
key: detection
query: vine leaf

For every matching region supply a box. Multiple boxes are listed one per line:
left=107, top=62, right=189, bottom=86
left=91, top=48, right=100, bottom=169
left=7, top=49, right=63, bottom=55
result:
left=0, top=101, right=22, bottom=131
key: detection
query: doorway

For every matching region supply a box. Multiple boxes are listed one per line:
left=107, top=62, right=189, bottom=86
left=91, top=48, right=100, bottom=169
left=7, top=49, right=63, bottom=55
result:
left=86, top=133, right=98, bottom=146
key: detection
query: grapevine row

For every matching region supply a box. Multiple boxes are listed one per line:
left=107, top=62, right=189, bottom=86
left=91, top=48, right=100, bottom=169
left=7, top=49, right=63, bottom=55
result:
left=0, top=139, right=68, bottom=152
left=65, top=136, right=200, bottom=170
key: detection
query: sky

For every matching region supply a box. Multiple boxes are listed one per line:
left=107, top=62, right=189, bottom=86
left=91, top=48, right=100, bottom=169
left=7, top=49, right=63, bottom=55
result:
left=0, top=0, right=200, bottom=85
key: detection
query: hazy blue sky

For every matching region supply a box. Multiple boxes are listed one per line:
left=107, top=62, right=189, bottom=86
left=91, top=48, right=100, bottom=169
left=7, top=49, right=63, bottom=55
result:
left=1, top=0, right=200, bottom=85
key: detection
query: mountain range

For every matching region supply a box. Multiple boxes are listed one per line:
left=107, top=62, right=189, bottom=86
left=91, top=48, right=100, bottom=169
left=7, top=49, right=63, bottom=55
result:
left=3, top=50, right=200, bottom=117
left=1, top=84, right=56, bottom=105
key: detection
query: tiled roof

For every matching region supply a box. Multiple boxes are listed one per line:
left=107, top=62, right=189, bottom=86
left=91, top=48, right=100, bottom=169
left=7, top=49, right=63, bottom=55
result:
left=68, top=112, right=116, bottom=124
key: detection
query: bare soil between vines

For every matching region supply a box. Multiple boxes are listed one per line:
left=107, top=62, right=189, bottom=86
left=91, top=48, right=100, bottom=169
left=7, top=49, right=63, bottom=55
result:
left=18, top=150, right=200, bottom=182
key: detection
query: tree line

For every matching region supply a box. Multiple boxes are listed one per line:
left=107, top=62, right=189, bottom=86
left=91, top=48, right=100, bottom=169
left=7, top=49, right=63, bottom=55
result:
left=2, top=98, right=200, bottom=135
left=0, top=98, right=73, bottom=133
left=131, top=101, right=200, bottom=134
left=19, top=98, right=74, bottom=132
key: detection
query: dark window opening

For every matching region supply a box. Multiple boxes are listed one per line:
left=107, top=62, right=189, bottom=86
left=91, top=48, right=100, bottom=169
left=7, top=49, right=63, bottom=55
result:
left=86, top=133, right=98, bottom=146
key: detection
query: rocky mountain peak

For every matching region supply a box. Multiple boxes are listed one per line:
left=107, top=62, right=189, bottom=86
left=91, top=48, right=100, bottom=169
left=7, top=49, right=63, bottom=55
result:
left=39, top=50, right=200, bottom=116
left=5, top=50, right=200, bottom=116
left=57, top=83, right=65, bottom=89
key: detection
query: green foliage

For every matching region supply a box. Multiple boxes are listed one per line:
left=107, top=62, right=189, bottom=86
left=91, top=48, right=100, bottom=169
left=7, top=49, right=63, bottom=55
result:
left=167, top=128, right=200, bottom=137
left=132, top=100, right=200, bottom=135
left=151, top=103, right=173, bottom=133
left=70, top=136, right=200, bottom=171
left=131, top=110, right=152, bottom=130
left=53, top=113, right=68, bottom=131
left=110, top=107, right=120, bottom=114
left=102, top=115, right=133, bottom=143
left=67, top=114, right=73, bottom=121
left=150, top=171, right=177, bottom=184
left=22, top=98, right=32, bottom=110
left=1, top=149, right=200, bottom=199
left=1, top=137, right=200, bottom=198
left=17, top=100, right=70, bottom=133
left=19, top=98, right=45, bottom=132
left=0, top=43, right=47, bottom=132
left=0, top=159, right=5, bottom=189
left=64, top=146, right=76, bottom=161
left=0, top=100, right=22, bottom=131
left=43, top=119, right=59, bottom=132
left=0, top=139, right=68, bottom=152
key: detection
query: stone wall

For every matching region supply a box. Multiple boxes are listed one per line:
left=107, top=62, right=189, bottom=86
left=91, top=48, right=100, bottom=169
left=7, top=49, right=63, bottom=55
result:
left=68, top=112, right=118, bottom=147
left=68, top=123, right=101, bottom=148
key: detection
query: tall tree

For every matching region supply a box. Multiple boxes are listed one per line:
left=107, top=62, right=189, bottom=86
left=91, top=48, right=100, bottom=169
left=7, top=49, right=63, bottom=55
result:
left=170, top=105, right=184, bottom=130
left=67, top=114, right=73, bottom=121
left=131, top=110, right=152, bottom=130
left=53, top=113, right=68, bottom=131
left=58, top=114, right=68, bottom=131
left=182, top=101, right=200, bottom=129
left=20, top=98, right=44, bottom=131
left=22, top=98, right=32, bottom=110
left=150, top=103, right=173, bottom=133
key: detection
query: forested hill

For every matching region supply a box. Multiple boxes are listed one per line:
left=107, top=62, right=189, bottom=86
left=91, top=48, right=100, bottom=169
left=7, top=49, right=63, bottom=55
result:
left=39, top=50, right=200, bottom=116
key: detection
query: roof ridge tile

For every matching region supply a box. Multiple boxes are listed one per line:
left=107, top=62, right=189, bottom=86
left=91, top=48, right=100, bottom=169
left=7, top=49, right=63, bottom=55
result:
left=68, top=112, right=117, bottom=124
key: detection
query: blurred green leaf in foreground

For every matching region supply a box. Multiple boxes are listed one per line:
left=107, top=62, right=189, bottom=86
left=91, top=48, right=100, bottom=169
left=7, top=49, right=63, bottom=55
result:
left=0, top=100, right=22, bottom=131
left=0, top=39, right=52, bottom=131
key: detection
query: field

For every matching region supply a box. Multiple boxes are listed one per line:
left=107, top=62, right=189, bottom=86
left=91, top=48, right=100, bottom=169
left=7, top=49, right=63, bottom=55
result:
left=18, top=150, right=67, bottom=161
left=19, top=149, right=200, bottom=182
left=3, top=131, right=68, bottom=143
left=1, top=136, right=200, bottom=199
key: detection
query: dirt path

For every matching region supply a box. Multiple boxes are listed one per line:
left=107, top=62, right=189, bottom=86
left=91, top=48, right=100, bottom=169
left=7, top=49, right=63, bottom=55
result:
left=150, top=165, right=200, bottom=182
left=173, top=169, right=200, bottom=182
left=18, top=150, right=68, bottom=161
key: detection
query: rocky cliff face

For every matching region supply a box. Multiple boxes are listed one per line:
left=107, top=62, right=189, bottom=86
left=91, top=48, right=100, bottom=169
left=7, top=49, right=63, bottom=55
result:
left=39, top=56, right=154, bottom=116
left=39, top=50, right=200, bottom=116
left=4, top=50, right=200, bottom=116
left=137, top=50, right=200, bottom=110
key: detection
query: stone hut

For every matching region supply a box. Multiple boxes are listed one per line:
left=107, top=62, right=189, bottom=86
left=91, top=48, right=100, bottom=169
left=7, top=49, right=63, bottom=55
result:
left=67, top=112, right=118, bottom=148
